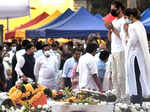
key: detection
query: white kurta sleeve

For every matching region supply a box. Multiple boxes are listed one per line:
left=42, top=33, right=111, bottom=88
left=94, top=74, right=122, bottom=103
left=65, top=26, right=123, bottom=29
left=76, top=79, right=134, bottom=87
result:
left=34, top=58, right=41, bottom=81
left=15, top=56, right=25, bottom=77
left=62, top=60, right=69, bottom=78
left=88, top=58, right=98, bottom=75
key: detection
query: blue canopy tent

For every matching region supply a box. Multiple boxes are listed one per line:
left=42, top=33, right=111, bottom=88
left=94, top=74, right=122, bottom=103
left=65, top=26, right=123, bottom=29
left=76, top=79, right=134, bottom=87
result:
left=44, top=8, right=107, bottom=39
left=26, top=8, right=74, bottom=38
left=95, top=14, right=103, bottom=19
left=142, top=17, right=150, bottom=24
left=144, top=23, right=150, bottom=34
left=141, top=8, right=150, bottom=21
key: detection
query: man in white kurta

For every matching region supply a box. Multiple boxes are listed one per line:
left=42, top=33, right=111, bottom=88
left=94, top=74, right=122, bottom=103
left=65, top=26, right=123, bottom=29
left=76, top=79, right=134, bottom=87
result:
left=77, top=43, right=101, bottom=91
left=34, top=45, right=58, bottom=90
left=105, top=1, right=127, bottom=101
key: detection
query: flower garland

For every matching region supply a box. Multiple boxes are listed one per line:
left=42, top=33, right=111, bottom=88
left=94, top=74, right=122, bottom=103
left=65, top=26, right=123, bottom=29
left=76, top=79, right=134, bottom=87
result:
left=8, top=78, right=48, bottom=107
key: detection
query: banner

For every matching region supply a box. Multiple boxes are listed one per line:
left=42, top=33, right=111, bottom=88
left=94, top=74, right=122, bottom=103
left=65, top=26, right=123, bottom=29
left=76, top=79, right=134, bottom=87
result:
left=0, top=0, right=30, bottom=19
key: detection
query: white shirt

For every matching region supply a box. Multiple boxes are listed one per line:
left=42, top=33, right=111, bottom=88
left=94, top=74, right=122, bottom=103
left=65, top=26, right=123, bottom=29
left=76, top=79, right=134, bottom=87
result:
left=77, top=53, right=98, bottom=90
left=16, top=49, right=26, bottom=61
left=15, top=55, right=25, bottom=77
left=34, top=50, right=43, bottom=60
left=111, top=17, right=125, bottom=53
left=50, top=49, right=61, bottom=70
left=34, top=55, right=58, bottom=89
left=8, top=50, right=15, bottom=63
left=62, top=57, right=76, bottom=78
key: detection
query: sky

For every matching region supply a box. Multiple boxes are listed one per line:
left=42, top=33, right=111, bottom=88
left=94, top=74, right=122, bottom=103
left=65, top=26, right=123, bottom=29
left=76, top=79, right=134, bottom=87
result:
left=0, top=0, right=74, bottom=31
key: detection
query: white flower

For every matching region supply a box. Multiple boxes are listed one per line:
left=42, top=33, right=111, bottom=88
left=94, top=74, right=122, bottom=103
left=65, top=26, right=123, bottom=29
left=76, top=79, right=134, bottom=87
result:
left=100, top=101, right=107, bottom=105
left=78, top=103, right=83, bottom=105
left=120, top=104, right=128, bottom=109
left=114, top=106, right=121, bottom=112
left=134, top=104, right=141, bottom=109
left=116, top=103, right=123, bottom=107
left=15, top=108, right=20, bottom=112
left=27, top=78, right=33, bottom=83
left=10, top=107, right=14, bottom=111
left=31, top=107, right=35, bottom=110
left=84, top=103, right=88, bottom=105
left=38, top=105, right=42, bottom=108
left=43, top=104, right=49, bottom=109
left=1, top=105, right=5, bottom=111
left=20, top=106, right=26, bottom=111
left=130, top=108, right=137, bottom=112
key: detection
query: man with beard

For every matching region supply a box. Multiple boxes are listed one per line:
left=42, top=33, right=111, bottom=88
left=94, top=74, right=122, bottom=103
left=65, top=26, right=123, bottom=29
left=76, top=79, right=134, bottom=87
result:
left=61, top=48, right=81, bottom=89
left=15, top=44, right=35, bottom=81
left=105, top=1, right=127, bottom=102
left=34, top=44, right=58, bottom=90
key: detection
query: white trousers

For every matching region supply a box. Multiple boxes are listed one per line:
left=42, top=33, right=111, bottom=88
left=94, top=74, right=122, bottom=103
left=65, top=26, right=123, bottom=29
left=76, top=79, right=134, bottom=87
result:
left=112, top=51, right=126, bottom=99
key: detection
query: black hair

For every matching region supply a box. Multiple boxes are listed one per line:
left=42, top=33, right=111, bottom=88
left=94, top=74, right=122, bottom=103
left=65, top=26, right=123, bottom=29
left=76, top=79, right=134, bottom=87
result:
left=0, top=45, right=3, bottom=51
left=16, top=44, right=22, bottom=51
left=12, top=39, right=17, bottom=45
left=111, top=1, right=125, bottom=11
left=42, top=44, right=49, bottom=50
left=36, top=42, right=42, bottom=50
left=25, top=44, right=33, bottom=51
left=51, top=42, right=57, bottom=48
left=99, top=50, right=110, bottom=61
left=72, top=48, right=81, bottom=54
left=55, top=41, right=59, bottom=46
left=124, top=8, right=141, bottom=20
left=86, top=43, right=98, bottom=53
left=6, top=42, right=12, bottom=47
left=68, top=41, right=73, bottom=47
left=22, top=40, right=30, bottom=48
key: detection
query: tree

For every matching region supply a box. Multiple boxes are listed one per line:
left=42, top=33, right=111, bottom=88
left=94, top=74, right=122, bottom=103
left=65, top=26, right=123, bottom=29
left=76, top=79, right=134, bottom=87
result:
left=91, top=0, right=126, bottom=16
left=91, top=0, right=149, bottom=16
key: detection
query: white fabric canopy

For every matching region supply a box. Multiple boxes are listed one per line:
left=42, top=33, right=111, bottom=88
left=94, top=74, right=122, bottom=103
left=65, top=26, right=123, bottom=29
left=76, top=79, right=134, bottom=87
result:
left=0, top=0, right=30, bottom=19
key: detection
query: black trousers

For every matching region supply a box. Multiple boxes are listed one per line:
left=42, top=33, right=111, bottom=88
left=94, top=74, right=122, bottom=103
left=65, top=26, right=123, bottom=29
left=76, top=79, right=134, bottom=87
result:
left=130, top=57, right=143, bottom=104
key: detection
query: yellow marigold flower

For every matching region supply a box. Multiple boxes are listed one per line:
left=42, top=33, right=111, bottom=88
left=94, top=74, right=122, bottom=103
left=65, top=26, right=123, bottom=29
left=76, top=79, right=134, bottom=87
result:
left=29, top=91, right=43, bottom=105
left=52, top=90, right=57, bottom=98
left=38, top=85, right=46, bottom=91
left=17, top=99, right=24, bottom=105
left=8, top=87, right=17, bottom=96
left=25, top=84, right=34, bottom=93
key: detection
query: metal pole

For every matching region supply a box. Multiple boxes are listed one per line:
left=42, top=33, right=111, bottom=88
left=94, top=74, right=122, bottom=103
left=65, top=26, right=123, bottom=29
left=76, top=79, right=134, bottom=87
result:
left=7, top=17, right=9, bottom=32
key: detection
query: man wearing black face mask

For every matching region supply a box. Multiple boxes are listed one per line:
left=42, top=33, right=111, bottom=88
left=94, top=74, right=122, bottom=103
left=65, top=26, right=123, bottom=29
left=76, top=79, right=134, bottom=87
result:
left=105, top=1, right=127, bottom=103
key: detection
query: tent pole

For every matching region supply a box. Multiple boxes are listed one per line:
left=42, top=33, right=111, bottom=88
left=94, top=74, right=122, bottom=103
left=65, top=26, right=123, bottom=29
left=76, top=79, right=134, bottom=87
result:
left=7, top=17, right=9, bottom=32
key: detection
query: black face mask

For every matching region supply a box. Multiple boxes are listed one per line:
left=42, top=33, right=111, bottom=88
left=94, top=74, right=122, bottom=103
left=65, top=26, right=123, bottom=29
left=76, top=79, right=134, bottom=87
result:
left=111, top=9, right=119, bottom=17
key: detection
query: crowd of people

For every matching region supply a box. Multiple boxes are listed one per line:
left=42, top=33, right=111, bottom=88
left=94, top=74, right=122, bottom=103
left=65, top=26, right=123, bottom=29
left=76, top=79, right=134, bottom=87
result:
left=0, top=36, right=110, bottom=92
left=0, top=0, right=150, bottom=105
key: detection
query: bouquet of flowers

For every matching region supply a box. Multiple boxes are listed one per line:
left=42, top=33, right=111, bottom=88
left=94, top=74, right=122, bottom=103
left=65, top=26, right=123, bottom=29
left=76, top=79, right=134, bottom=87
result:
left=8, top=78, right=51, bottom=107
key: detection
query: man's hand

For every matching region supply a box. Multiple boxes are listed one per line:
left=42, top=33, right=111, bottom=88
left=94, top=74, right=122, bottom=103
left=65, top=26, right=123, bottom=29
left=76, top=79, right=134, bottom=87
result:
left=97, top=33, right=101, bottom=39
left=61, top=78, right=65, bottom=89
left=3, top=83, right=7, bottom=89
left=124, top=23, right=129, bottom=33
left=104, top=21, right=113, bottom=30
left=22, top=75, right=27, bottom=81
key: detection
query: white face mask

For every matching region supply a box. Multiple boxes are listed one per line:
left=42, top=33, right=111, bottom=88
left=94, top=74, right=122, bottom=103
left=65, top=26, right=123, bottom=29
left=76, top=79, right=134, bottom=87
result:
left=44, top=51, right=50, bottom=57
left=12, top=47, right=16, bottom=51
left=3, top=47, right=6, bottom=51
left=124, top=18, right=132, bottom=24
